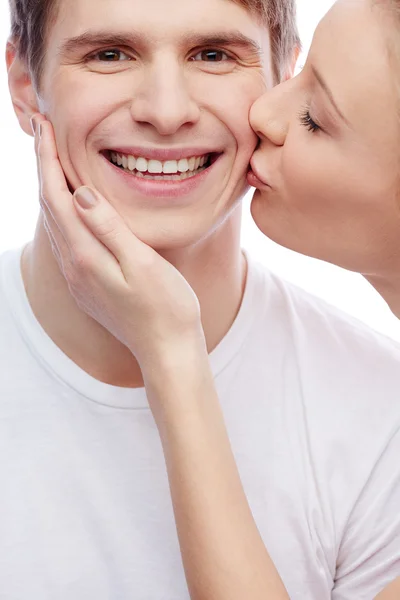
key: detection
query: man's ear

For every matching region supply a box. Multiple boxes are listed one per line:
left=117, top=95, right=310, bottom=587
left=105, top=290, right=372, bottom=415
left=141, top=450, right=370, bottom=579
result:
left=6, top=39, right=41, bottom=137
left=281, top=46, right=301, bottom=82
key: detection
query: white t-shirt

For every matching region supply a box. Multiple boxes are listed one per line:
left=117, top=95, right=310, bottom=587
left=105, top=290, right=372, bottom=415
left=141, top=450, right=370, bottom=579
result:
left=1, top=247, right=400, bottom=600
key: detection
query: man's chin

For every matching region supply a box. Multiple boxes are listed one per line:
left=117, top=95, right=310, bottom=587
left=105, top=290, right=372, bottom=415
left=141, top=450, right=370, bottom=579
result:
left=124, top=220, right=205, bottom=256
left=123, top=208, right=238, bottom=259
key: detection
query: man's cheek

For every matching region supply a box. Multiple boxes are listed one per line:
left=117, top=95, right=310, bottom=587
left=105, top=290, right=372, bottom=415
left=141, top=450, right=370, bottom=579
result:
left=225, top=93, right=263, bottom=150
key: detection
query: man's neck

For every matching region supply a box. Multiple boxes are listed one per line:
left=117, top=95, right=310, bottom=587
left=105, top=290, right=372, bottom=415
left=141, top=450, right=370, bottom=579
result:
left=21, top=209, right=247, bottom=388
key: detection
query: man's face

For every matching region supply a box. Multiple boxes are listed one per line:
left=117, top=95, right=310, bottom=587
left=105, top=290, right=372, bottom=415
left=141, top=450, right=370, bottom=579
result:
left=37, top=0, right=272, bottom=250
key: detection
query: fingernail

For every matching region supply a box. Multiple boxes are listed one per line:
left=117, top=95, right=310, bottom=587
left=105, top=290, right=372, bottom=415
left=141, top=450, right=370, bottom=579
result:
left=38, top=122, right=43, bottom=139
left=74, top=186, right=98, bottom=209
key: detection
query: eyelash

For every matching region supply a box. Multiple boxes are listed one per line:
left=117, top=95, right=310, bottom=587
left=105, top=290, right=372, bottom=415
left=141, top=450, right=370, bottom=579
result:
left=299, top=108, right=321, bottom=133
left=87, top=48, right=233, bottom=64
left=190, top=49, right=231, bottom=62
left=87, top=49, right=131, bottom=62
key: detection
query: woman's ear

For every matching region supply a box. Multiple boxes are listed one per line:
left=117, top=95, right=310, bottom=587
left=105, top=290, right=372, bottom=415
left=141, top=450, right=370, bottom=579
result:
left=6, top=39, right=41, bottom=136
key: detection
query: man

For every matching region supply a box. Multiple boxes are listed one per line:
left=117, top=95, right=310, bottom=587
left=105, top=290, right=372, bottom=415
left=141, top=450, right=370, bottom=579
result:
left=2, top=0, right=400, bottom=598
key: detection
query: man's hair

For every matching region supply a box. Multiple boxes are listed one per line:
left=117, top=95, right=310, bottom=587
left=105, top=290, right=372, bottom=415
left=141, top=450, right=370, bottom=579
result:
left=234, top=0, right=300, bottom=81
left=8, top=0, right=300, bottom=89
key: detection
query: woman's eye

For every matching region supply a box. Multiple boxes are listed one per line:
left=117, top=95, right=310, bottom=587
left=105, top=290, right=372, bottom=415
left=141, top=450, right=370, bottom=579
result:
left=299, top=109, right=321, bottom=133
left=92, top=49, right=131, bottom=62
left=191, top=50, right=230, bottom=62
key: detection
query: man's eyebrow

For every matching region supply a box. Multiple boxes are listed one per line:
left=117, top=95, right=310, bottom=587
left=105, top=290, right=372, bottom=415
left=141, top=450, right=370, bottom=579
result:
left=181, top=31, right=263, bottom=55
left=57, top=29, right=263, bottom=57
left=57, top=32, right=143, bottom=57
left=311, top=65, right=349, bottom=125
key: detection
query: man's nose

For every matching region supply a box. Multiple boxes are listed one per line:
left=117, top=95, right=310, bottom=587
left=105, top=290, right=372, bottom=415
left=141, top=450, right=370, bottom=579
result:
left=250, top=79, right=294, bottom=147
left=130, top=59, right=200, bottom=136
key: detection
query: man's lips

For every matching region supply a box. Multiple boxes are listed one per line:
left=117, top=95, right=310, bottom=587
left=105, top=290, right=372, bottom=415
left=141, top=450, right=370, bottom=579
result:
left=100, top=150, right=224, bottom=200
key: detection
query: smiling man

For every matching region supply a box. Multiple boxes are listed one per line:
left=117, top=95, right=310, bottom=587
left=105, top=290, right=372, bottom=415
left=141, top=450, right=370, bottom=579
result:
left=10, top=0, right=275, bottom=388
left=2, top=0, right=400, bottom=598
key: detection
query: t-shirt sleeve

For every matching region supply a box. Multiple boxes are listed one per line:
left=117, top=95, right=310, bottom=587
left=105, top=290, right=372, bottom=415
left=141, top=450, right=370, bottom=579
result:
left=332, top=427, right=400, bottom=600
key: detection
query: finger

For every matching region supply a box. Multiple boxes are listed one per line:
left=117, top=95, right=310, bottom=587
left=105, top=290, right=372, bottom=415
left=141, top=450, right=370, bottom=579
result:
left=73, top=186, right=156, bottom=276
left=34, top=120, right=120, bottom=280
left=31, top=113, right=48, bottom=188
left=43, top=216, right=63, bottom=271
left=32, top=115, right=72, bottom=273
left=36, top=120, right=75, bottom=226
left=32, top=115, right=73, bottom=251
left=40, top=197, right=69, bottom=265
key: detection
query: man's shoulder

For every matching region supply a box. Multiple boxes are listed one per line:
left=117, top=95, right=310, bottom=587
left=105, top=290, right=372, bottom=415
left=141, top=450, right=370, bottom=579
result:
left=0, top=247, right=31, bottom=359
left=247, top=258, right=400, bottom=469
left=0, top=247, right=22, bottom=314
left=248, top=255, right=400, bottom=360
left=246, top=256, right=400, bottom=424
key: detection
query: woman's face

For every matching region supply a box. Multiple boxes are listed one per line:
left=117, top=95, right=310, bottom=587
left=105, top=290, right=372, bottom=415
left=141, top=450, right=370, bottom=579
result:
left=249, top=0, right=400, bottom=277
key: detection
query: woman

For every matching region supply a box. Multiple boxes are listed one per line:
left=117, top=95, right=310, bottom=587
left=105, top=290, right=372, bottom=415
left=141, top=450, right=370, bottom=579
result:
left=248, top=0, right=400, bottom=321
left=31, top=0, right=400, bottom=597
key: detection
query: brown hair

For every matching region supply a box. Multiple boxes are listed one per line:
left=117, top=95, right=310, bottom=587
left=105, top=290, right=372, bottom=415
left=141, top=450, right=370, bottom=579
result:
left=8, top=0, right=300, bottom=89
left=233, top=0, right=301, bottom=81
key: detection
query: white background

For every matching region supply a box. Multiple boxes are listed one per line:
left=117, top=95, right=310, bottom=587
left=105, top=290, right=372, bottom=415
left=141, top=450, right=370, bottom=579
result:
left=1, top=1, right=400, bottom=341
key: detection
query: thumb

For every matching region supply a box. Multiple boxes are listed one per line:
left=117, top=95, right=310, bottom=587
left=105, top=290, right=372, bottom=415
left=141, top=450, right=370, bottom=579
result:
left=73, top=186, right=152, bottom=273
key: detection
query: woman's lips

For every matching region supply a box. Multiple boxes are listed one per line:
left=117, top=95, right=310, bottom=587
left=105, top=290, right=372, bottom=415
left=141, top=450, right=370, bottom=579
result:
left=248, top=157, right=271, bottom=189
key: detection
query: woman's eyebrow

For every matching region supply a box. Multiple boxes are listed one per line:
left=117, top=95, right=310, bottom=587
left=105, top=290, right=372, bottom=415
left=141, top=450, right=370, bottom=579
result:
left=57, top=29, right=263, bottom=57
left=311, top=65, right=349, bottom=125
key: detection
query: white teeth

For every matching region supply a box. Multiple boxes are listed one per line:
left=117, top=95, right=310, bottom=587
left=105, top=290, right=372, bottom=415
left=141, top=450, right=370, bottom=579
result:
left=126, top=169, right=206, bottom=181
left=163, top=160, right=178, bottom=174
left=148, top=159, right=163, bottom=174
left=128, top=156, right=136, bottom=171
left=136, top=157, right=148, bottom=172
left=178, top=158, right=189, bottom=173
left=109, top=151, right=212, bottom=179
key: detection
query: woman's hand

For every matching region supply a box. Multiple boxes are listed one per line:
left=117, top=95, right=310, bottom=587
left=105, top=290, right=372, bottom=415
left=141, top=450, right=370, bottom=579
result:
left=31, top=114, right=203, bottom=371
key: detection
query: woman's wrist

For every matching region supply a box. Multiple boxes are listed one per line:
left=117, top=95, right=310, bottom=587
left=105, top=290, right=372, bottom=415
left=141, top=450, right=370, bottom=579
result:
left=141, top=334, right=213, bottom=427
left=140, top=329, right=209, bottom=390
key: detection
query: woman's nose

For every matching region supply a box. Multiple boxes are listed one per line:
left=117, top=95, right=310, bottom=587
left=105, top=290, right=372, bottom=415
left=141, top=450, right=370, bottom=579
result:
left=250, top=80, right=294, bottom=147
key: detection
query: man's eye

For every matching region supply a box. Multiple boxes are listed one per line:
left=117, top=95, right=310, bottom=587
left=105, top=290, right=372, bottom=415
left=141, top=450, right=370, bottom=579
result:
left=191, top=50, right=230, bottom=62
left=92, top=49, right=131, bottom=62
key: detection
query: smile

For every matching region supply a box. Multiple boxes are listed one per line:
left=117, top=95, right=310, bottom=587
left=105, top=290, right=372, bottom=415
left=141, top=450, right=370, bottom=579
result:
left=107, top=151, right=214, bottom=181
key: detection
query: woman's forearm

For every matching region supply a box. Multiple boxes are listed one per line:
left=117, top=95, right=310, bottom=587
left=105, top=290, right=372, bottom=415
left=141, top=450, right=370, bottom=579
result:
left=375, top=578, right=400, bottom=600
left=143, top=341, right=289, bottom=600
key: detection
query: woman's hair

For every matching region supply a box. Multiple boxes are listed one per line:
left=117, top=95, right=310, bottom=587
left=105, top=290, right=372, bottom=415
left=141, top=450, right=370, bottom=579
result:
left=8, top=0, right=300, bottom=90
